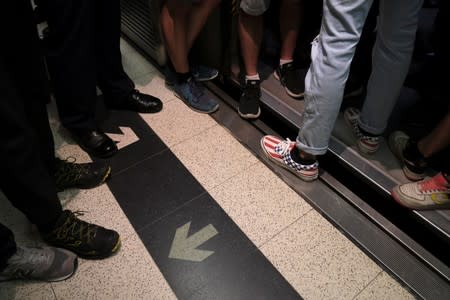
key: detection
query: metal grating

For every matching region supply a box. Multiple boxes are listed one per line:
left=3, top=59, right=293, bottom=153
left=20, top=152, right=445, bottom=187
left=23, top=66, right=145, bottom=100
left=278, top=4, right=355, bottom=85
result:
left=120, top=0, right=166, bottom=65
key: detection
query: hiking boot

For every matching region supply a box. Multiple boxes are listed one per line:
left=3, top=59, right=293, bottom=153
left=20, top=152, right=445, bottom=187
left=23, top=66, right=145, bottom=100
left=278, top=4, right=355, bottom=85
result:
left=42, top=210, right=121, bottom=259
left=174, top=78, right=219, bottom=114
left=274, top=63, right=305, bottom=99
left=54, top=157, right=111, bottom=192
left=391, top=173, right=450, bottom=210
left=0, top=246, right=77, bottom=282
left=238, top=80, right=261, bottom=119
left=344, top=107, right=380, bottom=154
left=260, top=135, right=319, bottom=182
left=388, top=131, right=427, bottom=181
left=165, top=65, right=218, bottom=86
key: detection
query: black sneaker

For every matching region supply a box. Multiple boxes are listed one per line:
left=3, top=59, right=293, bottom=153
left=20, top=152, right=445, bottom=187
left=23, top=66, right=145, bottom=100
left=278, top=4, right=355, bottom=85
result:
left=389, top=131, right=427, bottom=181
left=54, top=157, right=111, bottom=192
left=274, top=63, right=305, bottom=99
left=42, top=210, right=121, bottom=259
left=238, top=80, right=261, bottom=119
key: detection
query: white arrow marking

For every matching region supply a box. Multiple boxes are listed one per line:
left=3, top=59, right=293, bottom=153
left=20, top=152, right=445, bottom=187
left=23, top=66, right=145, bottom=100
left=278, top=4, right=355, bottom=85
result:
left=168, top=222, right=218, bottom=262
left=105, top=127, right=139, bottom=150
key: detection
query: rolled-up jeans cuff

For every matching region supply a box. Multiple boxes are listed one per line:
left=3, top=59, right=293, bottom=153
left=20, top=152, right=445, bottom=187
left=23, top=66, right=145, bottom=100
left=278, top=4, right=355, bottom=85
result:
left=296, top=137, right=328, bottom=156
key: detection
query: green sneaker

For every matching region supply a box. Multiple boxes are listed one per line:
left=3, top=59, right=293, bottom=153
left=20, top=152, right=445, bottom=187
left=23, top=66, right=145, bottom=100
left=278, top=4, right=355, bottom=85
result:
left=42, top=210, right=121, bottom=259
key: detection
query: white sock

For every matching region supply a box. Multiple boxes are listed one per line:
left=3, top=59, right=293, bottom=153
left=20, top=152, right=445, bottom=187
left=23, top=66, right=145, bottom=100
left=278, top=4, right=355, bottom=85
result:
left=280, top=59, right=293, bottom=66
left=245, top=74, right=260, bottom=82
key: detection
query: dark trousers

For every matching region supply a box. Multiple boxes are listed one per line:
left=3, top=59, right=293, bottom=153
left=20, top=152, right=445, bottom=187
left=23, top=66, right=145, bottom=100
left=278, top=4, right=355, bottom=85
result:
left=39, top=0, right=135, bottom=130
left=0, top=224, right=16, bottom=271
left=0, top=1, right=62, bottom=245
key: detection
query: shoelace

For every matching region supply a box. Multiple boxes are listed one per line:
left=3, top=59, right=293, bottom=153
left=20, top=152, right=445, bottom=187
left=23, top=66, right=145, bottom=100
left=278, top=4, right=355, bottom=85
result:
left=418, top=177, right=447, bottom=193
left=243, top=83, right=259, bottom=102
left=276, top=138, right=294, bottom=156
left=10, top=247, right=50, bottom=266
left=54, top=211, right=97, bottom=244
left=55, top=157, right=90, bottom=184
left=188, top=79, right=204, bottom=102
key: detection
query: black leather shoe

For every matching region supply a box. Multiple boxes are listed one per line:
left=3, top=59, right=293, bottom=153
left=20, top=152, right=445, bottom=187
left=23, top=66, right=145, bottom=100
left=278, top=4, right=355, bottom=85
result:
left=70, top=129, right=118, bottom=158
left=106, top=89, right=163, bottom=113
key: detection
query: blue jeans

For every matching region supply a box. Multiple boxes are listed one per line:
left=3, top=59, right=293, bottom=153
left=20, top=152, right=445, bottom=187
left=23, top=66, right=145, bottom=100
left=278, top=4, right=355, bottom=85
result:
left=297, top=0, right=423, bottom=155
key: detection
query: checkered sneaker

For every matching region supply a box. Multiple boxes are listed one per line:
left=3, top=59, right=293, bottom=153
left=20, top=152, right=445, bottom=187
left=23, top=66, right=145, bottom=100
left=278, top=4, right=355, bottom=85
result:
left=260, top=135, right=318, bottom=181
left=344, top=107, right=380, bottom=154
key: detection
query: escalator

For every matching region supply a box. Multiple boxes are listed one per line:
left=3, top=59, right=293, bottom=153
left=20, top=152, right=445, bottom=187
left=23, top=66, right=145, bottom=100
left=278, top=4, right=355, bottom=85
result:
left=119, top=0, right=450, bottom=297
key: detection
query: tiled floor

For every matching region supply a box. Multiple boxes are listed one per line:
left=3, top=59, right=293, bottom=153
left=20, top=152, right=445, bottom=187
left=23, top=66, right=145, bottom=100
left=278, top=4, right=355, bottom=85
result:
left=0, top=39, right=414, bottom=300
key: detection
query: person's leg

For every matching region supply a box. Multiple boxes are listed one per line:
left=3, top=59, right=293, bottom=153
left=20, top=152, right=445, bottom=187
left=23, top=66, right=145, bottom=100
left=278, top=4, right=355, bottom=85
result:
left=162, top=0, right=219, bottom=114
left=279, top=0, right=301, bottom=61
left=296, top=0, right=374, bottom=155
left=162, top=0, right=220, bottom=85
left=238, top=2, right=266, bottom=77
left=359, top=0, right=423, bottom=135
left=0, top=224, right=16, bottom=272
left=237, top=0, right=270, bottom=119
left=39, top=0, right=98, bottom=130
left=275, top=0, right=304, bottom=99
left=0, top=57, right=62, bottom=231
left=163, top=0, right=192, bottom=74
left=418, top=112, right=450, bottom=158
left=94, top=0, right=162, bottom=114
left=186, top=0, right=222, bottom=51
left=95, top=0, right=134, bottom=101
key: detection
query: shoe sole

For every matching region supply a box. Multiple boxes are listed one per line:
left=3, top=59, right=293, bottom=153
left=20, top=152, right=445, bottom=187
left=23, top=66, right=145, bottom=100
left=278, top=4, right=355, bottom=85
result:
left=273, top=71, right=304, bottom=99
left=173, top=91, right=219, bottom=114
left=194, top=72, right=219, bottom=82
left=260, top=138, right=318, bottom=182
left=343, top=110, right=378, bottom=155
left=238, top=107, right=261, bottom=119
left=391, top=186, right=450, bottom=210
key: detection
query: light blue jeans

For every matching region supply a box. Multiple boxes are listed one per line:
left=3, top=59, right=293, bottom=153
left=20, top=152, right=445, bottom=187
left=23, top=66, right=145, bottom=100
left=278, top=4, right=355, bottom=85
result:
left=296, top=0, right=423, bottom=155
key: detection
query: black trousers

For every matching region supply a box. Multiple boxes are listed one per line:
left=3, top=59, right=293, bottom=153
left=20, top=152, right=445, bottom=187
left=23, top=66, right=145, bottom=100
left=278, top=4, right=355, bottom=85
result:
left=39, top=0, right=135, bottom=130
left=0, top=1, right=63, bottom=267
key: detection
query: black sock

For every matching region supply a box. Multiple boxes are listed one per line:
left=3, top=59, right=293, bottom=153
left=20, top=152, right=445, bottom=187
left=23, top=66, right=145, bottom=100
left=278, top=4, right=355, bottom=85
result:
left=290, top=147, right=316, bottom=165
left=176, top=72, right=192, bottom=84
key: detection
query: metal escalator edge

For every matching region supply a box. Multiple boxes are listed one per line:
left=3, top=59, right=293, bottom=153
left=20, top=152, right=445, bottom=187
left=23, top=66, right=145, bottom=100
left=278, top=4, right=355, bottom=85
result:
left=205, top=81, right=450, bottom=299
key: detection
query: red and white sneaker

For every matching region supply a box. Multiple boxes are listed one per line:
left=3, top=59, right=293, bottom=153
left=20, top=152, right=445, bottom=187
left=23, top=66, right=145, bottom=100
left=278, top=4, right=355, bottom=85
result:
left=344, top=107, right=380, bottom=154
left=260, top=135, right=319, bottom=182
left=391, top=173, right=450, bottom=210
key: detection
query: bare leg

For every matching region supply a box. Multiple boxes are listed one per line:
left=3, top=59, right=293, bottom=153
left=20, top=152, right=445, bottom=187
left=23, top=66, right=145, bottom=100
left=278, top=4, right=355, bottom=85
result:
left=279, top=0, right=301, bottom=60
left=418, top=112, right=450, bottom=158
left=238, top=11, right=263, bottom=76
left=186, top=0, right=221, bottom=51
left=161, top=1, right=191, bottom=73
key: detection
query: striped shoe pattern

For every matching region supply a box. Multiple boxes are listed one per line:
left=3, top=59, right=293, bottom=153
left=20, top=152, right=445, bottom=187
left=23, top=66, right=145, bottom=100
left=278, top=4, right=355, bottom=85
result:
left=344, top=107, right=380, bottom=154
left=260, top=135, right=319, bottom=182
